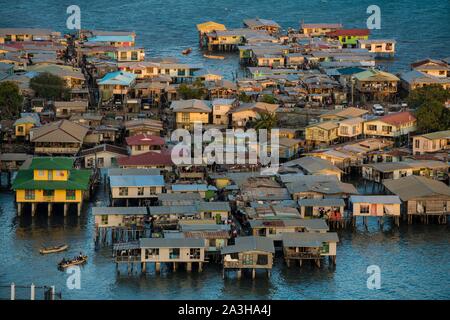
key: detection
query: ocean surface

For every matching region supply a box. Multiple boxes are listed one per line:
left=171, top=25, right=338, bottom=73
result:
left=0, top=0, right=450, bottom=300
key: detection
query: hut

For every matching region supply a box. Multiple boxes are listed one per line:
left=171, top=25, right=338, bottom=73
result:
left=383, top=176, right=450, bottom=224
left=281, top=232, right=339, bottom=267
left=349, top=195, right=401, bottom=227
left=221, top=236, right=275, bottom=279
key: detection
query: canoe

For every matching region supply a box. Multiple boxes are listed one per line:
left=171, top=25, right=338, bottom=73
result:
left=39, top=244, right=69, bottom=254
left=58, top=256, right=88, bottom=269
left=182, top=48, right=192, bottom=55
left=203, top=54, right=225, bottom=60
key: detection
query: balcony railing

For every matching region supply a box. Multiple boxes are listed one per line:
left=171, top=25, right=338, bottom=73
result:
left=285, top=252, right=321, bottom=259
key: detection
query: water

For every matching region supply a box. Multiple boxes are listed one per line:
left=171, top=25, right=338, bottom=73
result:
left=1, top=0, right=450, bottom=299
left=0, top=0, right=449, bottom=77
left=0, top=187, right=449, bottom=300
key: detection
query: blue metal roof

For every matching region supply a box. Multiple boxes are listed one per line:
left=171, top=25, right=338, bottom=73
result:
left=171, top=184, right=208, bottom=192
left=97, top=71, right=136, bottom=86
left=109, top=175, right=164, bottom=187
left=87, top=35, right=134, bottom=43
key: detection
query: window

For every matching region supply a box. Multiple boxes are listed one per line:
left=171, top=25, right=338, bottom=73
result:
left=17, top=126, right=24, bottom=133
left=340, top=126, right=348, bottom=135
left=169, top=248, right=180, bottom=259
left=360, top=205, right=370, bottom=214
left=119, top=187, right=128, bottom=196
left=181, top=113, right=190, bottom=122
left=257, top=254, right=268, bottom=265
left=321, top=242, right=330, bottom=254
left=25, top=189, right=35, bottom=200
left=66, top=190, right=76, bottom=200
left=131, top=51, right=138, bottom=61
left=145, top=248, right=159, bottom=259
left=268, top=228, right=276, bottom=235
left=367, top=124, right=377, bottom=131
left=243, top=254, right=254, bottom=265
left=149, top=187, right=156, bottom=195
left=137, top=187, right=144, bottom=196
left=189, top=248, right=200, bottom=259
left=101, top=215, right=108, bottom=225
left=38, top=170, right=45, bottom=176
left=43, top=190, right=54, bottom=199
left=382, top=126, right=392, bottom=133
left=120, top=52, right=127, bottom=60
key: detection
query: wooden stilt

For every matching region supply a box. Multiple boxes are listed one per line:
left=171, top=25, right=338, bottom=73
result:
left=31, top=203, right=36, bottom=217
left=47, top=203, right=52, bottom=217
left=17, top=203, right=22, bottom=216
left=252, top=268, right=256, bottom=279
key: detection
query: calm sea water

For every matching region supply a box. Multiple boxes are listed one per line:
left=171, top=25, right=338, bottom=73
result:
left=0, top=0, right=450, bottom=299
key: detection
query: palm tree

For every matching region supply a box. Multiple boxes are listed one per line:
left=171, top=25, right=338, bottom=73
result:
left=253, top=111, right=277, bottom=131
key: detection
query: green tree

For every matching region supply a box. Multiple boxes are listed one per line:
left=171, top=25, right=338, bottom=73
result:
left=261, top=94, right=276, bottom=104
left=0, top=81, right=23, bottom=120
left=238, top=92, right=252, bottom=103
left=408, top=85, right=450, bottom=109
left=30, top=72, right=69, bottom=100
left=253, top=112, right=278, bottom=131
left=415, top=100, right=450, bottom=132
left=178, top=83, right=205, bottom=100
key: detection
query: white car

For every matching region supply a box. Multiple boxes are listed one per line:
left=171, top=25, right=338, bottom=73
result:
left=372, top=104, right=385, bottom=116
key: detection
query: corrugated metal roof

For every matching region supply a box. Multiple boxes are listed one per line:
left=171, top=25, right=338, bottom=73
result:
left=282, top=232, right=339, bottom=247
left=221, top=236, right=274, bottom=254
left=92, top=207, right=148, bottom=216
left=350, top=195, right=401, bottom=204
left=109, top=175, right=164, bottom=187
left=139, top=238, right=205, bottom=248
left=298, top=198, right=345, bottom=207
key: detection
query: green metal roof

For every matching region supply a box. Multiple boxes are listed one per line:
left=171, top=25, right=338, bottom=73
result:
left=29, top=157, right=74, bottom=170
left=12, top=169, right=91, bottom=190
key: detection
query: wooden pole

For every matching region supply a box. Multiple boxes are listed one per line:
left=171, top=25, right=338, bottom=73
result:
left=10, top=283, right=15, bottom=300
left=30, top=283, right=35, bottom=300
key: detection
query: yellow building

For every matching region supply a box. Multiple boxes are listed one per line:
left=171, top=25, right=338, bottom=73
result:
left=170, top=99, right=212, bottom=130
left=14, top=113, right=40, bottom=140
left=305, top=121, right=339, bottom=145
left=12, top=157, right=91, bottom=217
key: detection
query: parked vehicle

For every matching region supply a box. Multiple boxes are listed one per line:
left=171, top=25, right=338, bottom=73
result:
left=372, top=104, right=385, bottom=116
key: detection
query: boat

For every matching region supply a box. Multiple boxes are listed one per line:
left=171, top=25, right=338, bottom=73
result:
left=58, top=255, right=88, bottom=269
left=182, top=48, right=192, bottom=55
left=39, top=244, right=69, bottom=255
left=203, top=54, right=225, bottom=60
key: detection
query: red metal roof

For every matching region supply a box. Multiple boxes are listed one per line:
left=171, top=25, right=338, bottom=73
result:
left=125, top=134, right=165, bottom=146
left=378, top=111, right=417, bottom=126
left=326, top=29, right=370, bottom=37
left=117, top=150, right=173, bottom=167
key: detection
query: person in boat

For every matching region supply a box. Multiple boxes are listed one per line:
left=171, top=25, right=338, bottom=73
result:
left=78, top=252, right=83, bottom=260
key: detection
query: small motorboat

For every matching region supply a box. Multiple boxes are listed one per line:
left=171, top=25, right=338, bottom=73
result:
left=182, top=48, right=192, bottom=55
left=39, top=244, right=69, bottom=255
left=58, top=255, right=88, bottom=269
left=203, top=54, right=225, bottom=60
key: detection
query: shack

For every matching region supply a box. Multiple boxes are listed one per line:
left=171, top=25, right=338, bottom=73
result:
left=281, top=232, right=339, bottom=267
left=221, top=236, right=275, bottom=279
